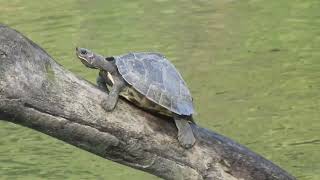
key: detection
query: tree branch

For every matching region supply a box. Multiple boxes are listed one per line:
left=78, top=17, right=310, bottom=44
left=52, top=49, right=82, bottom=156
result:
left=0, top=25, right=295, bottom=180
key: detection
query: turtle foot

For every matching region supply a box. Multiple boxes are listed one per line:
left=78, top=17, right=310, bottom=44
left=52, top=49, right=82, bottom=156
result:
left=101, top=99, right=115, bottom=112
left=178, top=126, right=196, bottom=149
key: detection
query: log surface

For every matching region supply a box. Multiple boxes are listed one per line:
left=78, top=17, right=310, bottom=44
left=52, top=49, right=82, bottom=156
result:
left=0, top=25, right=295, bottom=180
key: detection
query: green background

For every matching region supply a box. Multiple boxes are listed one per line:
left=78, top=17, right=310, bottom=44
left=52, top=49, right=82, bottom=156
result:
left=0, top=0, right=319, bottom=179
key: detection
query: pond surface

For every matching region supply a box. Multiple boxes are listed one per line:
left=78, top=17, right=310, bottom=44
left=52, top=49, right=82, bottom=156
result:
left=0, top=0, right=319, bottom=179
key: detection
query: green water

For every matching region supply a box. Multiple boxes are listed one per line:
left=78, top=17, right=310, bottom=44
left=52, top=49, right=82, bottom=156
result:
left=0, top=0, right=319, bottom=179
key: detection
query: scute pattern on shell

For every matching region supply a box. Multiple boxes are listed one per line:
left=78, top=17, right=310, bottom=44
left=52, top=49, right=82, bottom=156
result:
left=115, top=52, right=194, bottom=115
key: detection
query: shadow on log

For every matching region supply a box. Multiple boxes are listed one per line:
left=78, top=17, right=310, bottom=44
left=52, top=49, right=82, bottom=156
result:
left=0, top=25, right=295, bottom=180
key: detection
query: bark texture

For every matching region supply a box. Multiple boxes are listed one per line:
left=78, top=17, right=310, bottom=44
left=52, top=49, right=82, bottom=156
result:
left=0, top=25, right=295, bottom=180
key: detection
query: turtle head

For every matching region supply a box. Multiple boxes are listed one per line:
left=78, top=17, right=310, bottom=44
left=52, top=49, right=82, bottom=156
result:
left=76, top=47, right=101, bottom=69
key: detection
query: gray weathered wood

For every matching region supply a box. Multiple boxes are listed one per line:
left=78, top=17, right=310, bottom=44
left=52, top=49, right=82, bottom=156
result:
left=0, top=25, right=295, bottom=180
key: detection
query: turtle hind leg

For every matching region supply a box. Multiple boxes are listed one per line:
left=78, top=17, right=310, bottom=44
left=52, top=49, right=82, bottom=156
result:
left=174, top=116, right=196, bottom=149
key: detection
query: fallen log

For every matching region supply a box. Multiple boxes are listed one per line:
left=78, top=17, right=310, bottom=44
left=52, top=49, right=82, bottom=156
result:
left=0, top=25, right=295, bottom=180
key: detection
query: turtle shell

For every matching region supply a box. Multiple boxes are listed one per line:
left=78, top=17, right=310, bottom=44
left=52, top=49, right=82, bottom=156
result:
left=115, top=52, right=194, bottom=116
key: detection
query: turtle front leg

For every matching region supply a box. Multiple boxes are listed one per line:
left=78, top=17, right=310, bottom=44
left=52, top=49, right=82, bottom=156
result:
left=97, top=71, right=115, bottom=93
left=97, top=74, right=109, bottom=93
left=101, top=79, right=126, bottom=112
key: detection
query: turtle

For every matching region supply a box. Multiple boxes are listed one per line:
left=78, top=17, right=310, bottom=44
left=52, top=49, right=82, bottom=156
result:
left=75, top=47, right=196, bottom=148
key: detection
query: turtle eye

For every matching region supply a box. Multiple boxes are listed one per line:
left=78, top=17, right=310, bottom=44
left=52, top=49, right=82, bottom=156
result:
left=80, top=49, right=87, bottom=55
left=106, top=57, right=114, bottom=61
